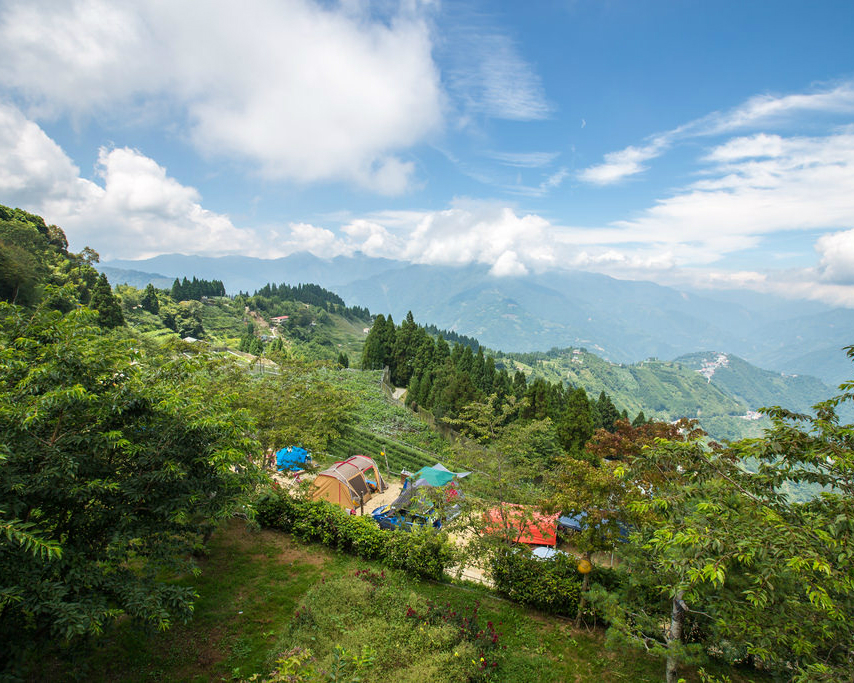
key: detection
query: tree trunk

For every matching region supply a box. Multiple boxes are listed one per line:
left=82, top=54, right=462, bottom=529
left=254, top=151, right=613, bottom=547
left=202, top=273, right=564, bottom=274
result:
left=665, top=590, right=685, bottom=683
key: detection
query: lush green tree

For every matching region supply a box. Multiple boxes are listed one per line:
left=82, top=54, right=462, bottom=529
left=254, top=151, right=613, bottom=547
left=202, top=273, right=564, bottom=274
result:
left=594, top=391, right=620, bottom=432
left=389, top=311, right=418, bottom=385
left=556, top=387, right=594, bottom=454
left=512, top=370, right=527, bottom=398
left=200, top=356, right=354, bottom=455
left=337, top=351, right=349, bottom=369
left=0, top=240, right=41, bottom=305
left=448, top=395, right=557, bottom=581
left=0, top=301, right=261, bottom=671
left=550, top=419, right=703, bottom=629
left=361, top=313, right=393, bottom=370
left=140, top=283, right=160, bottom=314
left=89, top=272, right=124, bottom=328
left=591, top=370, right=854, bottom=683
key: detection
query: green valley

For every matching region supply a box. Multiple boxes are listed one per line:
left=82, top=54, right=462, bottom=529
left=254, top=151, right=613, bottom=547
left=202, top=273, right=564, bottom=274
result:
left=2, top=204, right=853, bottom=683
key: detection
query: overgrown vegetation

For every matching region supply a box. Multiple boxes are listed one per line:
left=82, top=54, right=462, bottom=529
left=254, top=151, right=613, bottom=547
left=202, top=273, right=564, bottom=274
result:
left=256, top=490, right=455, bottom=581
left=3, top=204, right=852, bottom=683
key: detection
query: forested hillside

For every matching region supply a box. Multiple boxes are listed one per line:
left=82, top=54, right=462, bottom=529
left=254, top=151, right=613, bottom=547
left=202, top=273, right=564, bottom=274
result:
left=494, top=347, right=836, bottom=442
left=4, top=204, right=854, bottom=683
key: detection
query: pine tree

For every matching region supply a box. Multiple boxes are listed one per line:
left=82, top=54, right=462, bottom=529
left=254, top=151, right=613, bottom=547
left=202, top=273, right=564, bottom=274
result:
left=596, top=391, right=620, bottom=432
left=90, top=273, right=124, bottom=329
left=361, top=314, right=389, bottom=370
left=557, top=387, right=594, bottom=454
left=140, top=283, right=159, bottom=314
left=512, top=370, right=527, bottom=398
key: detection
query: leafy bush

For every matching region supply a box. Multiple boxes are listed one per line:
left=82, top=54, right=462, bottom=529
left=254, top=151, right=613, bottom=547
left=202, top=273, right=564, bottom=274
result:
left=489, top=548, right=582, bottom=616
left=255, top=490, right=456, bottom=581
left=272, top=569, right=502, bottom=683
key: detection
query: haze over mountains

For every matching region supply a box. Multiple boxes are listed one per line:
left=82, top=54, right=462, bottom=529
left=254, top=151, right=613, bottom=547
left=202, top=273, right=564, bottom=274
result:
left=102, top=253, right=854, bottom=387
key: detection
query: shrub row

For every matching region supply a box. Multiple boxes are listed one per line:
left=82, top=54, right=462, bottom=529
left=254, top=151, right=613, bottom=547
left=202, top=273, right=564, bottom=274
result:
left=489, top=548, right=583, bottom=616
left=256, top=489, right=455, bottom=581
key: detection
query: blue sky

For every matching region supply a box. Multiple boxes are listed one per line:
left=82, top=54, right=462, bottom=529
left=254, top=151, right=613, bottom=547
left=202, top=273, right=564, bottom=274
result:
left=1, top=0, right=854, bottom=304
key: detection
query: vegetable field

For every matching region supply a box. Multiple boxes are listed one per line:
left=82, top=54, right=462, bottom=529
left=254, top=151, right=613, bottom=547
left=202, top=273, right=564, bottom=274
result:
left=327, top=426, right=437, bottom=474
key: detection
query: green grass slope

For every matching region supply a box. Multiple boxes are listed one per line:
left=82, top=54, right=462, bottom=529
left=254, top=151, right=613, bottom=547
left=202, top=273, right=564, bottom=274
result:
left=26, top=519, right=760, bottom=683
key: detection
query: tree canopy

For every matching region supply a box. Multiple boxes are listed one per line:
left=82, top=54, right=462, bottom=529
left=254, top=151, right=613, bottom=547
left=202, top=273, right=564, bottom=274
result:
left=0, top=300, right=262, bottom=671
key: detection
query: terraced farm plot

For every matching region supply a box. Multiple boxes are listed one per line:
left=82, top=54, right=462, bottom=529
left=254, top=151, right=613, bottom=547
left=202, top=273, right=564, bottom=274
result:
left=324, top=369, right=452, bottom=472
left=328, top=426, right=437, bottom=474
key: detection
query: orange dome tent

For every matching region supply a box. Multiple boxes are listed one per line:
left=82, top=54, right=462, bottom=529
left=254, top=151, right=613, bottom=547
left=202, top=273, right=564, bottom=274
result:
left=311, top=455, right=387, bottom=510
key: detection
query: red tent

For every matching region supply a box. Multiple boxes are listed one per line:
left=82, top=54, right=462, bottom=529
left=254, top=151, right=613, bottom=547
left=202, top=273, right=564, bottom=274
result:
left=483, top=503, right=558, bottom=546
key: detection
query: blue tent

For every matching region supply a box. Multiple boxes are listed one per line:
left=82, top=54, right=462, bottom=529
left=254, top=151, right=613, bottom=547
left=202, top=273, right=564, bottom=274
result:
left=276, top=446, right=311, bottom=472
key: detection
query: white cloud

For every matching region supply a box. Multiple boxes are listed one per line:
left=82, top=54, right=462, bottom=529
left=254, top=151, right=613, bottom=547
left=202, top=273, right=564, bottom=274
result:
left=816, top=229, right=854, bottom=284
left=0, top=103, right=96, bottom=206
left=578, top=139, right=667, bottom=185
left=617, top=132, right=854, bottom=246
left=703, top=133, right=786, bottom=162
left=0, top=103, right=260, bottom=258
left=274, top=222, right=352, bottom=259
left=579, top=81, right=854, bottom=185
left=486, top=151, right=560, bottom=168
left=0, top=0, right=443, bottom=194
left=490, top=250, right=528, bottom=277
left=445, top=27, right=551, bottom=121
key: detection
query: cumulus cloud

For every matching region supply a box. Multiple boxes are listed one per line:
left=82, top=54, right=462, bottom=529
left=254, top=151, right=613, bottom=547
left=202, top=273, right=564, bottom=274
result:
left=490, top=250, right=528, bottom=277
left=816, top=229, right=854, bottom=284
left=0, top=103, right=259, bottom=258
left=579, top=81, right=854, bottom=184
left=0, top=0, right=443, bottom=194
left=0, top=103, right=96, bottom=206
left=273, top=222, right=352, bottom=258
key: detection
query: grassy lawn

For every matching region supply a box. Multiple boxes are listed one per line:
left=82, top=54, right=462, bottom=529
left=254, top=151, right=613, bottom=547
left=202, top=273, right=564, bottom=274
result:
left=28, top=520, right=765, bottom=683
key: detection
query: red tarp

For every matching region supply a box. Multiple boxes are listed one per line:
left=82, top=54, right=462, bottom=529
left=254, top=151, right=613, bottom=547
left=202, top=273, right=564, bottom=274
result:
left=483, top=504, right=558, bottom=546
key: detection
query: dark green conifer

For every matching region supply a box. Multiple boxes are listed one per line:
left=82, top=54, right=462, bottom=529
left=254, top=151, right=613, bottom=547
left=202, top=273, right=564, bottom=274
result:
left=90, top=273, right=124, bottom=329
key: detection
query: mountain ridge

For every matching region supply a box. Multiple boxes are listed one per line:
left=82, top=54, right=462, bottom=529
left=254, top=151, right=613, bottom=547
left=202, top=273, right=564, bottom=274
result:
left=100, top=253, right=854, bottom=386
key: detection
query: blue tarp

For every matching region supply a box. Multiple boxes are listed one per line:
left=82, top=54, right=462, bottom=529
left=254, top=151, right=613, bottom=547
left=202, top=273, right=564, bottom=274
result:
left=558, top=512, right=587, bottom=531
left=276, top=446, right=311, bottom=472
left=558, top=511, right=630, bottom=541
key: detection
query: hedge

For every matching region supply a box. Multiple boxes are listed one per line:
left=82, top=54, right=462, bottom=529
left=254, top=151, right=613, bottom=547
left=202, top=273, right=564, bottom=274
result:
left=489, top=548, right=583, bottom=616
left=255, top=489, right=455, bottom=581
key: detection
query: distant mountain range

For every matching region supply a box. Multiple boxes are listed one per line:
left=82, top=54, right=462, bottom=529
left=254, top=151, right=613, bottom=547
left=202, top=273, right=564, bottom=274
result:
left=502, top=348, right=838, bottom=442
left=101, top=253, right=854, bottom=387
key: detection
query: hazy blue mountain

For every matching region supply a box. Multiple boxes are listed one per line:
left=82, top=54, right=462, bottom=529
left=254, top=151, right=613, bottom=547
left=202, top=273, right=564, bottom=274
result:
left=98, top=266, right=174, bottom=290
left=744, top=310, right=854, bottom=389
left=103, top=252, right=405, bottom=293
left=102, top=253, right=854, bottom=385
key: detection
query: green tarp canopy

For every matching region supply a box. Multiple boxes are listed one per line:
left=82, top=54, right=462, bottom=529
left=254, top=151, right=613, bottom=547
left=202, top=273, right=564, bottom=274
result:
left=412, top=463, right=470, bottom=487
